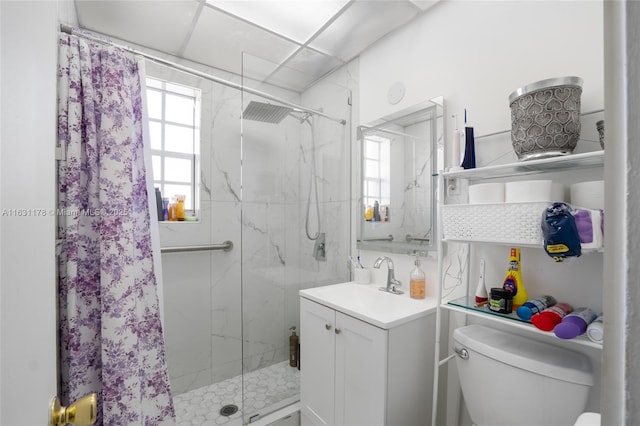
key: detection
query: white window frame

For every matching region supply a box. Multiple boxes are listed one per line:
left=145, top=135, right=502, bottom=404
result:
left=363, top=134, right=391, bottom=209
left=146, top=77, right=201, bottom=214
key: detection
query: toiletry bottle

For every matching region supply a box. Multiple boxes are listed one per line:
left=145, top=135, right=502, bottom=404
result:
left=365, top=205, right=373, bottom=221
left=516, top=295, right=558, bottom=321
left=155, top=188, right=164, bottom=221
left=461, top=109, right=476, bottom=169
left=162, top=197, right=169, bottom=221
left=586, top=314, right=604, bottom=344
left=489, top=288, right=513, bottom=314
left=168, top=197, right=177, bottom=221
left=530, top=303, right=573, bottom=331
left=410, top=253, right=426, bottom=299
left=502, top=247, right=528, bottom=308
left=474, top=259, right=488, bottom=306
left=554, top=307, right=598, bottom=339
left=289, top=326, right=299, bottom=367
left=176, top=194, right=186, bottom=221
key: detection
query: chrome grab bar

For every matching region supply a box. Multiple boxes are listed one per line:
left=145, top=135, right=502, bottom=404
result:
left=161, top=240, right=233, bottom=253
left=406, top=234, right=430, bottom=243
left=358, top=234, right=394, bottom=242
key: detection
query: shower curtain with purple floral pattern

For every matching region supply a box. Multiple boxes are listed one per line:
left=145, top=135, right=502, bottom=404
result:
left=57, top=33, right=175, bottom=425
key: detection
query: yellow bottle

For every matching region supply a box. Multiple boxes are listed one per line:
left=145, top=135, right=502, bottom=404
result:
left=502, top=247, right=528, bottom=309
left=176, top=194, right=186, bottom=221
left=364, top=205, right=374, bottom=221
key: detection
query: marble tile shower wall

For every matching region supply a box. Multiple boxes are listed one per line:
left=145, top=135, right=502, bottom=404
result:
left=150, top=60, right=352, bottom=395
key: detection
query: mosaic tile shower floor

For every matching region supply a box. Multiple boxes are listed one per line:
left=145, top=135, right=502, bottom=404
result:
left=174, top=361, right=300, bottom=425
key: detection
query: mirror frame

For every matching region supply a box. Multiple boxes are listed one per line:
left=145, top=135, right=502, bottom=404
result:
left=357, top=97, right=443, bottom=255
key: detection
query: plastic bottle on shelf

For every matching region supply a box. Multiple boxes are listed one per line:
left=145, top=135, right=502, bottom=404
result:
left=530, top=303, right=574, bottom=332
left=474, top=259, right=488, bottom=306
left=554, top=307, right=598, bottom=339
left=516, top=295, right=558, bottom=321
left=168, top=197, right=177, bottom=221
left=502, top=247, right=528, bottom=308
left=410, top=253, right=426, bottom=299
left=176, top=194, right=186, bottom=221
left=586, top=314, right=604, bottom=344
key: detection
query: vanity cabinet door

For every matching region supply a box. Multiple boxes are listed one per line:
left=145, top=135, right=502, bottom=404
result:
left=300, top=298, right=389, bottom=426
left=300, top=298, right=336, bottom=425
left=334, top=311, right=387, bottom=426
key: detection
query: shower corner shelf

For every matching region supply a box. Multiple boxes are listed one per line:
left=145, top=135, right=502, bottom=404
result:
left=444, top=296, right=602, bottom=350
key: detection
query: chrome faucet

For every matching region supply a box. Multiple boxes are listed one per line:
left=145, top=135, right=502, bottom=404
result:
left=373, top=256, right=403, bottom=295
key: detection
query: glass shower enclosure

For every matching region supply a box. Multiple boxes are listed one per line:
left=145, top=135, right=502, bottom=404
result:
left=239, top=53, right=352, bottom=423
left=156, top=54, right=352, bottom=425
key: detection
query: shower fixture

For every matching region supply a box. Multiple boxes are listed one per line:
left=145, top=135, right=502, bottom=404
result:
left=242, top=101, right=294, bottom=124
left=242, top=101, right=326, bottom=259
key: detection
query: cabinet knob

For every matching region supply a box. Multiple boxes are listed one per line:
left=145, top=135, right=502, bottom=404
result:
left=325, top=324, right=332, bottom=331
left=335, top=328, right=341, bottom=334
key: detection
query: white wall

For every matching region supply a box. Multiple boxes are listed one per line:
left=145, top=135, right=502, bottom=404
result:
left=359, top=1, right=603, bottom=132
left=0, top=1, right=65, bottom=424
left=358, top=0, right=604, bottom=293
left=357, top=1, right=605, bottom=424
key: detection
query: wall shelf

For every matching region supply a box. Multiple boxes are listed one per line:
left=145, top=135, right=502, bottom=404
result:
left=444, top=296, right=602, bottom=350
left=443, top=150, right=604, bottom=181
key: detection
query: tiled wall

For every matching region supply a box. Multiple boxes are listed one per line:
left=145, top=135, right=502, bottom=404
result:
left=149, top=59, right=353, bottom=395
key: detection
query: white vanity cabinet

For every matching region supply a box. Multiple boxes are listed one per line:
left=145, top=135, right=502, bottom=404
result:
left=299, top=294, right=435, bottom=426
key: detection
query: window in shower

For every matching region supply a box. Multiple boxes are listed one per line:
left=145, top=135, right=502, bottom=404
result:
left=362, top=134, right=391, bottom=212
left=146, top=77, right=201, bottom=213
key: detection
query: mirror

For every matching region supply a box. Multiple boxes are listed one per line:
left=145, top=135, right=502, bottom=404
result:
left=357, top=97, right=443, bottom=254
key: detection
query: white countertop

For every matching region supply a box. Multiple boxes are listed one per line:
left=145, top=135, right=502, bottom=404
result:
left=299, top=281, right=437, bottom=329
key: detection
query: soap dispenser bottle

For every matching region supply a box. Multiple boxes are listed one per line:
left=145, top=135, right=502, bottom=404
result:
left=289, top=326, right=299, bottom=367
left=410, top=253, right=426, bottom=299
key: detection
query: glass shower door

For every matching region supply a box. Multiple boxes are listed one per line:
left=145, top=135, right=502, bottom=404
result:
left=240, top=53, right=351, bottom=423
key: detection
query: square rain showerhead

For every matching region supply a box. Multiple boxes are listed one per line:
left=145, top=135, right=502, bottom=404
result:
left=242, top=101, right=293, bottom=124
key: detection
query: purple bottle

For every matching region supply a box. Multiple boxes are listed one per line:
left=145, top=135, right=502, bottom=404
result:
left=554, top=307, right=598, bottom=339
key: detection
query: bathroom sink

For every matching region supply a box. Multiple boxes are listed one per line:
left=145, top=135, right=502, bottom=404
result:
left=299, top=282, right=437, bottom=329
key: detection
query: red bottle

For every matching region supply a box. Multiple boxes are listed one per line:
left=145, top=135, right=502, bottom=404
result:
left=531, top=303, right=573, bottom=331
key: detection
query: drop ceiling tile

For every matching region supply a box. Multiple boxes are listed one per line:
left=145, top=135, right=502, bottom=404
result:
left=184, top=5, right=301, bottom=76
left=283, top=48, right=344, bottom=80
left=265, top=65, right=317, bottom=93
left=206, top=0, right=350, bottom=43
left=241, top=53, right=280, bottom=83
left=75, top=0, right=199, bottom=55
left=310, top=0, right=419, bottom=62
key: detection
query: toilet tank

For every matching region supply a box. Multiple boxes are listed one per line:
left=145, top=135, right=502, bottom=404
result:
left=453, top=324, right=593, bottom=426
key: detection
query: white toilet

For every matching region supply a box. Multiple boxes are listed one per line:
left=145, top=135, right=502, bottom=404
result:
left=453, top=324, right=594, bottom=426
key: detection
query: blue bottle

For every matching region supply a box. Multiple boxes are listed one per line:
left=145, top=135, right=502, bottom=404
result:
left=516, top=295, right=557, bottom=321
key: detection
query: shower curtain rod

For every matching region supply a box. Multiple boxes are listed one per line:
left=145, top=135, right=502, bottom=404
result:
left=59, top=24, right=346, bottom=125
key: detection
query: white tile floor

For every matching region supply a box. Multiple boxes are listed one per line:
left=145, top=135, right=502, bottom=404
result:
left=174, top=361, right=300, bottom=425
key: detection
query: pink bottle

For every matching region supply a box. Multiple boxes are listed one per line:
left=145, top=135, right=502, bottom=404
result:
left=530, top=303, right=573, bottom=332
